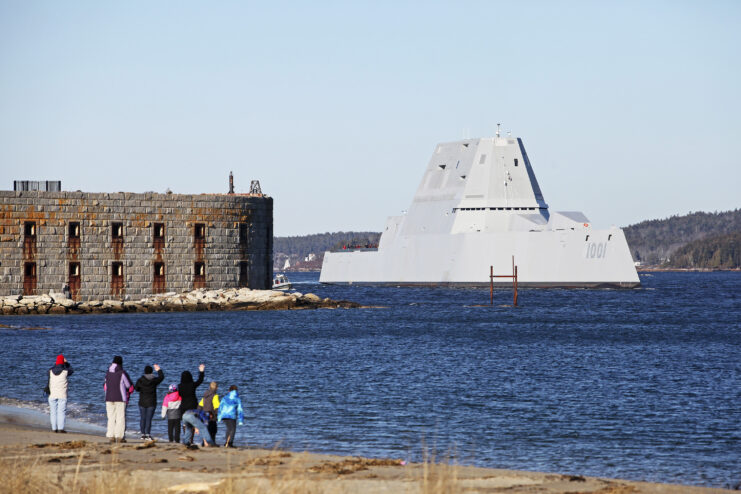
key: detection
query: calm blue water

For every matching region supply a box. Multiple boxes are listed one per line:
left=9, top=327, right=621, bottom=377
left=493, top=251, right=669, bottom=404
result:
left=1, top=272, right=739, bottom=488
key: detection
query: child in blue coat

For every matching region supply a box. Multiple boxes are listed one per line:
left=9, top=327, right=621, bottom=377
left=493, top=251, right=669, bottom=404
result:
left=217, top=385, right=244, bottom=447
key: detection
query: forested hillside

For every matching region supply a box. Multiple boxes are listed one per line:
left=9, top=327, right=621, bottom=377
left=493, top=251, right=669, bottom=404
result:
left=623, top=209, right=741, bottom=265
left=665, top=232, right=741, bottom=269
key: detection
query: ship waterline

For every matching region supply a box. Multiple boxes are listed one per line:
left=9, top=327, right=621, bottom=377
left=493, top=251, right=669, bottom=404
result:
left=320, top=134, right=639, bottom=288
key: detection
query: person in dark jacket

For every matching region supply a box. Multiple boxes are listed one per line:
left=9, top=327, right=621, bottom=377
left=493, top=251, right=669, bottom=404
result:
left=104, top=355, right=133, bottom=443
left=47, top=354, right=73, bottom=433
left=178, top=364, right=215, bottom=447
left=134, top=363, right=164, bottom=440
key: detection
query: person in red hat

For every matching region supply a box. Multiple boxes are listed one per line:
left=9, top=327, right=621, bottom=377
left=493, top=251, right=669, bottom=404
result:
left=46, top=354, right=73, bottom=433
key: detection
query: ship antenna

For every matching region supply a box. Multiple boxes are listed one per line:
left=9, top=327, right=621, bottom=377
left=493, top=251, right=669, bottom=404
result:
left=496, top=123, right=501, bottom=138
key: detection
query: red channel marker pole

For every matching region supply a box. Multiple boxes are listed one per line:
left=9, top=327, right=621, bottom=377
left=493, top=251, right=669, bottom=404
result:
left=490, top=265, right=494, bottom=305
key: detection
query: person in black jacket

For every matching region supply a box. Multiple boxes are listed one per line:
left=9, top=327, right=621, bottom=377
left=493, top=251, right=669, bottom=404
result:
left=179, top=364, right=215, bottom=447
left=134, top=364, right=164, bottom=440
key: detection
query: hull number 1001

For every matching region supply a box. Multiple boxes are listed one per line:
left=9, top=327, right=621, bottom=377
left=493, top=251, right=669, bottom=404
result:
left=586, top=242, right=607, bottom=259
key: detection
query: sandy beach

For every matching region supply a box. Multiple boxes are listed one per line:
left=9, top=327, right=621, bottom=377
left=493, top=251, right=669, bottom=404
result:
left=0, top=403, right=733, bottom=494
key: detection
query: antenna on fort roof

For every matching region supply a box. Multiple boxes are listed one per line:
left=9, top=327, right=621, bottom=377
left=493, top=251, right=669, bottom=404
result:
left=496, top=123, right=501, bottom=138
left=228, top=171, right=234, bottom=194
left=249, top=180, right=262, bottom=195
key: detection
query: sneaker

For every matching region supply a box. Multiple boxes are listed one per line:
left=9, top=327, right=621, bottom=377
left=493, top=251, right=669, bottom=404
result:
left=141, top=434, right=147, bottom=440
left=58, top=430, right=67, bottom=434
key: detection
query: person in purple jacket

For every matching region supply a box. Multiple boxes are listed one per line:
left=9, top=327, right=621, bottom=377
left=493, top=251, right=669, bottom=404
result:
left=104, top=355, right=133, bottom=443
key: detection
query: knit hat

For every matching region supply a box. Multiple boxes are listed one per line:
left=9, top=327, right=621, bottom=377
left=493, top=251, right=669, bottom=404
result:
left=168, top=384, right=178, bottom=392
left=55, top=354, right=65, bottom=365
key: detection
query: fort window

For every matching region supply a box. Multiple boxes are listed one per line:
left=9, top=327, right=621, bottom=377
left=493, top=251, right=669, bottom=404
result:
left=23, top=262, right=37, bottom=295
left=153, top=262, right=166, bottom=293
left=24, top=221, right=37, bottom=238
left=23, top=221, right=37, bottom=259
left=69, top=262, right=81, bottom=299
left=238, top=261, right=249, bottom=288
left=194, top=223, right=206, bottom=259
left=111, top=222, right=124, bottom=258
left=111, top=262, right=124, bottom=297
left=153, top=223, right=165, bottom=251
left=68, top=221, right=81, bottom=253
left=194, top=262, right=206, bottom=289
left=24, top=262, right=36, bottom=277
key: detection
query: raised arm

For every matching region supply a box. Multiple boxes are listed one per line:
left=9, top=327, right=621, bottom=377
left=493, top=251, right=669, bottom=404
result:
left=194, top=364, right=205, bottom=388
left=153, top=364, right=164, bottom=385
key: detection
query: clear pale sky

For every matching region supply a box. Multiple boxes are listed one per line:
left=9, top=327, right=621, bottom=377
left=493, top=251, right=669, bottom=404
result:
left=1, top=1, right=738, bottom=235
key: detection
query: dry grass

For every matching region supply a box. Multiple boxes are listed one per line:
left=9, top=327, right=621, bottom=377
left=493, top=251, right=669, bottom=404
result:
left=1, top=445, right=464, bottom=494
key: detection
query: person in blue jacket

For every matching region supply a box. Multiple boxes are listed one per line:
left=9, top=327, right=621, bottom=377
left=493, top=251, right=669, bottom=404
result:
left=217, top=385, right=244, bottom=447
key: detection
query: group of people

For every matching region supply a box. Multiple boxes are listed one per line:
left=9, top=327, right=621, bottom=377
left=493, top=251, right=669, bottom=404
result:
left=46, top=354, right=245, bottom=448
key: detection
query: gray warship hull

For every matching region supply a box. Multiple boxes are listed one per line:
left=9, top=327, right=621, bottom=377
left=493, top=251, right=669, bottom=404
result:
left=320, top=134, right=640, bottom=288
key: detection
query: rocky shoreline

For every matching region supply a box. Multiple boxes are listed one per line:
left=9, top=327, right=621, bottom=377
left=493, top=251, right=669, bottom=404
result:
left=0, top=288, right=363, bottom=315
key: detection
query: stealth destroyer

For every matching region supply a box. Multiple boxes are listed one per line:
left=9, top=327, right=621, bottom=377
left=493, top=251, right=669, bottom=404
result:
left=320, top=130, right=640, bottom=288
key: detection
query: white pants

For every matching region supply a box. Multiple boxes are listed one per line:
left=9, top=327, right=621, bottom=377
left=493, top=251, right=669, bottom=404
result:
left=106, top=401, right=127, bottom=439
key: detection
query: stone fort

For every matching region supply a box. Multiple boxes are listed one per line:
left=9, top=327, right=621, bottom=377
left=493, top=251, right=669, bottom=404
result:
left=0, top=180, right=273, bottom=301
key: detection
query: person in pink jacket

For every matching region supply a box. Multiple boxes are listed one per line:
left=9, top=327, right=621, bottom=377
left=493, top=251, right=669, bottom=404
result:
left=161, top=384, right=183, bottom=442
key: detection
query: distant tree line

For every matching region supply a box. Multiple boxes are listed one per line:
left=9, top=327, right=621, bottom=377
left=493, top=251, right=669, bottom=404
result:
left=624, top=209, right=741, bottom=265
left=274, top=231, right=380, bottom=259
left=665, top=232, right=741, bottom=269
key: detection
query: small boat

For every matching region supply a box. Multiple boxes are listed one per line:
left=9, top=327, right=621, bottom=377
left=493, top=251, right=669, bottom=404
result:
left=272, top=273, right=292, bottom=290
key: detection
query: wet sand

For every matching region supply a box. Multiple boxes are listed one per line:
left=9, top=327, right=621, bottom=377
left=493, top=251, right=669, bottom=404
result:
left=0, top=404, right=733, bottom=493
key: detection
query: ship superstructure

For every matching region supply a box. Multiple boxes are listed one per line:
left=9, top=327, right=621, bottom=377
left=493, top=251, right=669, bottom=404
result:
left=319, top=132, right=640, bottom=288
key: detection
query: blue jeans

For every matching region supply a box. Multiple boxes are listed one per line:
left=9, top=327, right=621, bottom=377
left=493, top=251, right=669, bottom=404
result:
left=139, top=406, right=155, bottom=436
left=49, top=397, right=67, bottom=431
left=182, top=410, right=215, bottom=446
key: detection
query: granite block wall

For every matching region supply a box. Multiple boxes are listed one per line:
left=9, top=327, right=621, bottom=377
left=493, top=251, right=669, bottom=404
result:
left=0, top=190, right=273, bottom=301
